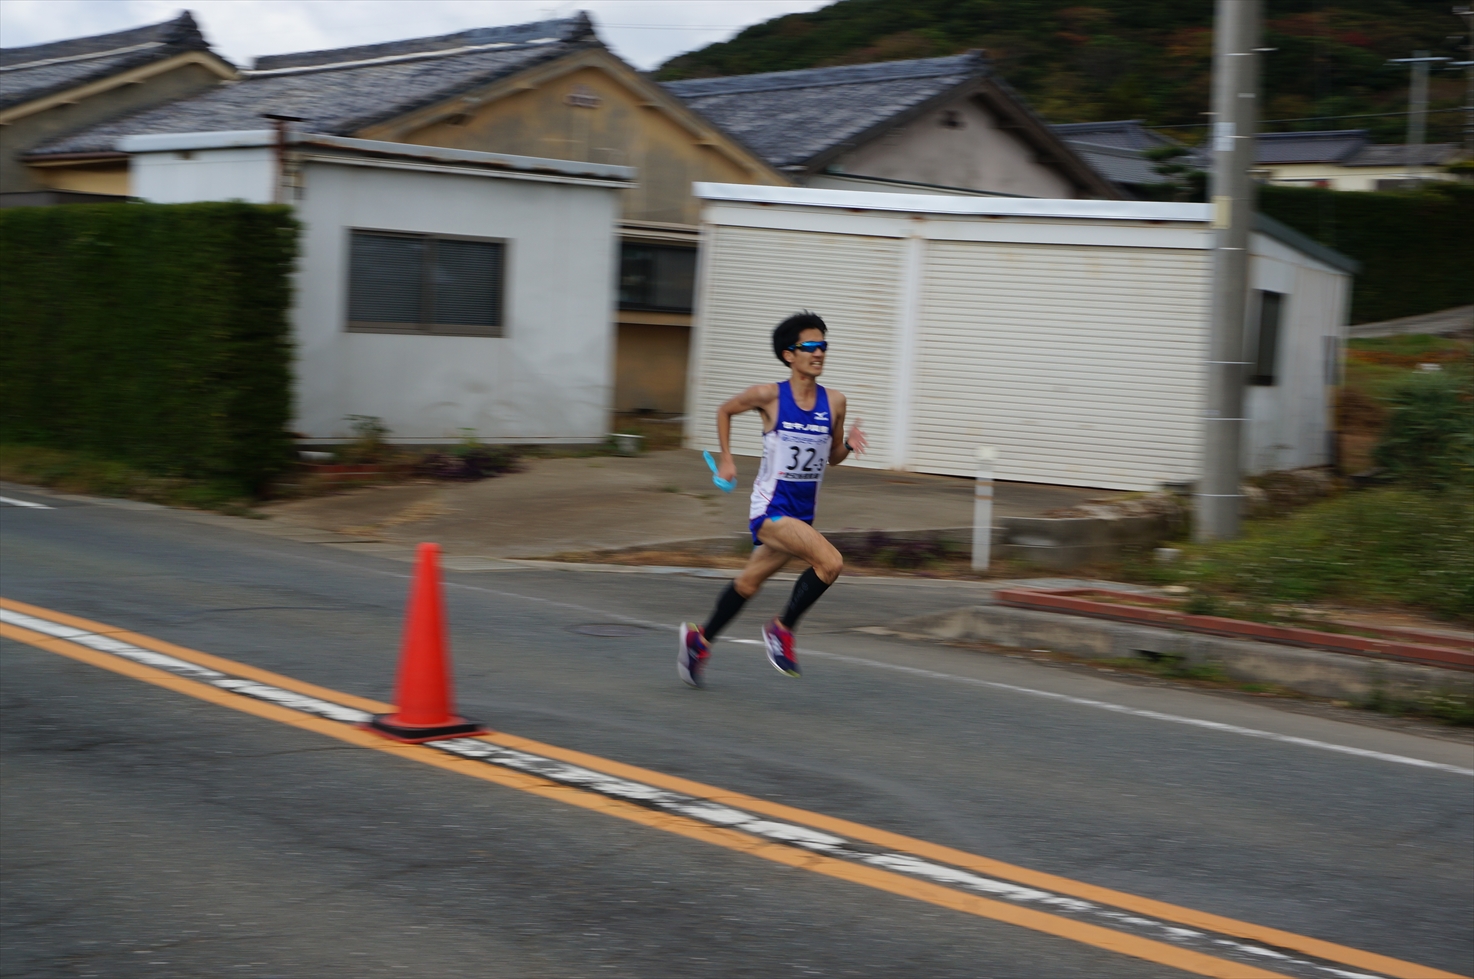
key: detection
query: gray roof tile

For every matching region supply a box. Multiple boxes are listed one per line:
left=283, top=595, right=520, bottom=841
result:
left=254, top=16, right=588, bottom=70
left=1062, top=140, right=1164, bottom=185
left=1342, top=142, right=1461, bottom=167
left=1049, top=119, right=1174, bottom=152
left=1254, top=130, right=1367, bottom=164
left=31, top=18, right=590, bottom=156
left=0, top=12, right=216, bottom=110
left=663, top=53, right=985, bottom=169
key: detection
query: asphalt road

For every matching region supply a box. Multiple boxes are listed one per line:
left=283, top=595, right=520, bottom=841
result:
left=2, top=488, right=1471, bottom=979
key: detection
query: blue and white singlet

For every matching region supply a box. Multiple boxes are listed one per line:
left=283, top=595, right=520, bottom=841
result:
left=749, top=381, right=833, bottom=537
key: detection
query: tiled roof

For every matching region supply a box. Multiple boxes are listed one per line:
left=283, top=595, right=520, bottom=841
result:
left=662, top=53, right=985, bottom=169
left=1254, top=130, right=1367, bottom=165
left=1050, top=120, right=1174, bottom=152
left=31, top=16, right=592, bottom=156
left=1342, top=142, right=1462, bottom=167
left=1061, top=140, right=1164, bottom=186
left=0, top=12, right=217, bottom=110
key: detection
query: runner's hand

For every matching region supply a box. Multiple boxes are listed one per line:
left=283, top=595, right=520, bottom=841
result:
left=846, top=419, right=868, bottom=456
left=718, top=455, right=738, bottom=483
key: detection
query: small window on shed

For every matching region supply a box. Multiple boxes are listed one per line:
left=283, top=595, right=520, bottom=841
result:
left=619, top=243, right=695, bottom=312
left=1249, top=290, right=1284, bottom=386
left=347, top=230, right=504, bottom=336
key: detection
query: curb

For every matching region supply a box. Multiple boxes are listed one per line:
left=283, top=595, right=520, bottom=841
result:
left=893, top=604, right=1474, bottom=705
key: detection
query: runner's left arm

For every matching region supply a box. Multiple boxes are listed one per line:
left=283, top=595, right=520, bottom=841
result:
left=828, top=392, right=867, bottom=464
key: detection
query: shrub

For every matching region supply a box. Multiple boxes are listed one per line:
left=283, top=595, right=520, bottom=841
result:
left=1372, top=371, right=1474, bottom=492
left=0, top=202, right=299, bottom=494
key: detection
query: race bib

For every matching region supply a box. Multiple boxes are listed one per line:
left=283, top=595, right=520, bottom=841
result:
left=776, top=429, right=828, bottom=482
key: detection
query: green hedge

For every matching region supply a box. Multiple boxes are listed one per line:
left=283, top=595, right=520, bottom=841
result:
left=0, top=202, right=298, bottom=493
left=1258, top=183, right=1474, bottom=325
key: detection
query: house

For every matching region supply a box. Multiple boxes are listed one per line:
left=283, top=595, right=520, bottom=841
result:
left=121, top=129, right=633, bottom=444
left=685, top=184, right=1356, bottom=490
left=1050, top=120, right=1183, bottom=198
left=664, top=53, right=1121, bottom=201
left=1251, top=130, right=1464, bottom=190
left=0, top=12, right=235, bottom=198
left=20, top=13, right=788, bottom=418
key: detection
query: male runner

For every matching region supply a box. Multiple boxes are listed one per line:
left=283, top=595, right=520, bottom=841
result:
left=678, top=311, right=867, bottom=687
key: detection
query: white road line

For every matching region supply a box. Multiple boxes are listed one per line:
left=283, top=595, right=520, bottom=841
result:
left=0, top=605, right=1396, bottom=979
left=34, top=533, right=1465, bottom=779
left=0, top=496, right=51, bottom=508
left=726, top=640, right=1474, bottom=777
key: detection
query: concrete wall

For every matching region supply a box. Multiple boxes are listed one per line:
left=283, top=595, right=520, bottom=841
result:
left=131, top=146, right=276, bottom=204
left=2, top=58, right=226, bottom=193
left=1245, top=233, right=1350, bottom=474
left=830, top=93, right=1078, bottom=200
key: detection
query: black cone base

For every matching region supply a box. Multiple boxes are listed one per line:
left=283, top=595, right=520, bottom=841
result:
left=363, top=713, right=488, bottom=744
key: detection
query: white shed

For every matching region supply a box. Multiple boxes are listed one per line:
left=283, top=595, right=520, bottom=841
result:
left=120, top=130, right=635, bottom=444
left=685, top=183, right=1354, bottom=491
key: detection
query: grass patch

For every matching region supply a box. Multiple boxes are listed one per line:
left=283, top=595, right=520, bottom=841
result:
left=0, top=443, right=254, bottom=512
left=1152, top=487, right=1473, bottom=624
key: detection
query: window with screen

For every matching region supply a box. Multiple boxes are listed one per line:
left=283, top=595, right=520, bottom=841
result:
left=1250, top=290, right=1284, bottom=386
left=347, top=230, right=505, bottom=336
left=619, top=243, right=695, bottom=312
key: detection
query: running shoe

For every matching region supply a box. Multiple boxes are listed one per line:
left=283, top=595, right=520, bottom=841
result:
left=761, top=618, right=801, bottom=677
left=678, top=622, right=710, bottom=688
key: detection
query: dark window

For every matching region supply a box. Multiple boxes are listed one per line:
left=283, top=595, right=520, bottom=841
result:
left=347, top=230, right=504, bottom=336
left=619, top=243, right=695, bottom=312
left=1249, top=290, right=1284, bottom=386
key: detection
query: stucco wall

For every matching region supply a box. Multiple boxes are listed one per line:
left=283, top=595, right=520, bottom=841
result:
left=131, top=147, right=276, bottom=204
left=376, top=64, right=774, bottom=226
left=291, top=159, right=621, bottom=442
left=1262, top=161, right=1460, bottom=191
left=2, top=60, right=225, bottom=193
left=614, top=316, right=690, bottom=414
left=831, top=93, right=1078, bottom=199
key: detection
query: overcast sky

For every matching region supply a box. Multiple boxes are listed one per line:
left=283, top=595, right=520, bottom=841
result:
left=0, top=0, right=834, bottom=71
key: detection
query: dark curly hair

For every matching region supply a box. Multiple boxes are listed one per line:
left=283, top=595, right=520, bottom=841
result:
left=772, top=311, right=827, bottom=364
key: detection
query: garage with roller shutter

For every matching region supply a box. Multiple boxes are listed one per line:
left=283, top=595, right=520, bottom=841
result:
left=685, top=183, right=1354, bottom=492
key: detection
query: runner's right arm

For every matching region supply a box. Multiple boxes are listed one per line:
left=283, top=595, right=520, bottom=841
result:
left=715, top=383, right=779, bottom=484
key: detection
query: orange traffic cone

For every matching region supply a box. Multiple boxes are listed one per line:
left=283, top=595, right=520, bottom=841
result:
left=365, top=543, right=488, bottom=743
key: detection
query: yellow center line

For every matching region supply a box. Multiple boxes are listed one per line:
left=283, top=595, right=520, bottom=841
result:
left=1, top=596, right=1465, bottom=979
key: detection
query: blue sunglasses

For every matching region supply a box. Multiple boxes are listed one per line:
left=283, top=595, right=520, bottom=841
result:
left=787, top=340, right=828, bottom=353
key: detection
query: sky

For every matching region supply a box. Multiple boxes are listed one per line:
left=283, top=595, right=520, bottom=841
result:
left=0, top=0, right=834, bottom=71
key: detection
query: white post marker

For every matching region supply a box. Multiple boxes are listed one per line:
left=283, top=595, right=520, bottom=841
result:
left=972, top=446, right=997, bottom=571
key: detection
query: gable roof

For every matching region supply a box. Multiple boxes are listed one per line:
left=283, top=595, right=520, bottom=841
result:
left=1342, top=142, right=1462, bottom=167
left=30, top=15, right=595, bottom=156
left=1060, top=140, right=1164, bottom=187
left=1050, top=119, right=1175, bottom=152
left=1255, top=130, right=1367, bottom=165
left=662, top=53, right=983, bottom=171
left=0, top=11, right=220, bottom=111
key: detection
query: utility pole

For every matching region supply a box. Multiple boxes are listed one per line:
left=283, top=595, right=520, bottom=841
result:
left=1389, top=52, right=1449, bottom=185
left=1455, top=7, right=1474, bottom=156
left=1196, top=0, right=1262, bottom=542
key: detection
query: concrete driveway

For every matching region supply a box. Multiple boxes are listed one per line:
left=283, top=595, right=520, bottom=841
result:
left=260, top=450, right=1104, bottom=558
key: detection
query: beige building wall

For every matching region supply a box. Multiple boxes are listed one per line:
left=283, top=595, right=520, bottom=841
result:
left=832, top=93, right=1078, bottom=199
left=1260, top=161, right=1461, bottom=191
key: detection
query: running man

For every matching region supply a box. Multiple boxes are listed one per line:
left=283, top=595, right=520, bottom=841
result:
left=678, top=312, right=867, bottom=687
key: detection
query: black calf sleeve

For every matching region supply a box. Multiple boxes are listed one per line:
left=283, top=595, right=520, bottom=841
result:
left=780, top=567, right=831, bottom=630
left=702, top=582, right=748, bottom=639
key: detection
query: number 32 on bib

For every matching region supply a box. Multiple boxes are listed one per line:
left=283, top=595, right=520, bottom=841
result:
left=778, top=431, right=828, bottom=483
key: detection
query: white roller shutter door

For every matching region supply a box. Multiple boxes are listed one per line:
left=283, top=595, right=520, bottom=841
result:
left=909, top=241, right=1210, bottom=489
left=688, top=225, right=901, bottom=466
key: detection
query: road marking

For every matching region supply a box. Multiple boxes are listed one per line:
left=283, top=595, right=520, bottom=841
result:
left=0, top=496, right=51, bottom=508
left=3, top=599, right=1466, bottom=979
left=726, top=641, right=1474, bottom=777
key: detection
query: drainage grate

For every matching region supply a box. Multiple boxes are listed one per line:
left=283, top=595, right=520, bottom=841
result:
left=568, top=623, right=650, bottom=637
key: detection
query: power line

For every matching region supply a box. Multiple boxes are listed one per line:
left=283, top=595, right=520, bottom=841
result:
left=1154, top=107, right=1467, bottom=128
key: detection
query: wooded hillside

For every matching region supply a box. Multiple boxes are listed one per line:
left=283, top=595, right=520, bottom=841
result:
left=657, top=0, right=1468, bottom=144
